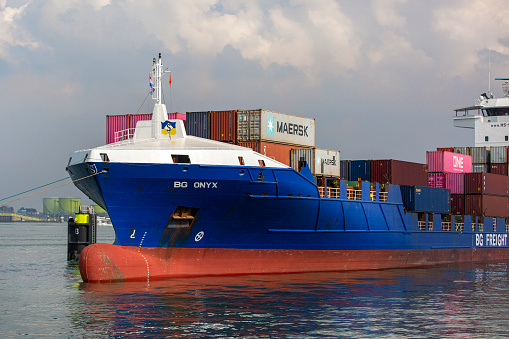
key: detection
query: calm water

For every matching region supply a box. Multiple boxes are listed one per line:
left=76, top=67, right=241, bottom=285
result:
left=2, top=223, right=509, bottom=338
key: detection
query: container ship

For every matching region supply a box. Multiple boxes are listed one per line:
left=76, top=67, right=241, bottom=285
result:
left=67, top=54, right=509, bottom=283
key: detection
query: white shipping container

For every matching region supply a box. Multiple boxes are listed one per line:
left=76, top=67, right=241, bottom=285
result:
left=237, top=109, right=315, bottom=147
left=291, top=148, right=340, bottom=176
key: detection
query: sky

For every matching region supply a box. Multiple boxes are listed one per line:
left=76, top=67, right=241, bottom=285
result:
left=1, top=0, right=509, bottom=211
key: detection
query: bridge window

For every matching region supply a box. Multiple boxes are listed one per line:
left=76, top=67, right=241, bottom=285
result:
left=506, top=136, right=508, bottom=141
left=172, top=154, right=191, bottom=164
left=485, top=136, right=489, bottom=142
left=258, top=159, right=265, bottom=167
left=238, top=156, right=245, bottom=165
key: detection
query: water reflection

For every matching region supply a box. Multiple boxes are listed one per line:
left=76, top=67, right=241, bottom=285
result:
left=67, top=264, right=509, bottom=338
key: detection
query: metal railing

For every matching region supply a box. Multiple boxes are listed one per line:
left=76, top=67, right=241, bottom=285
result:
left=114, top=128, right=135, bottom=142
left=455, top=222, right=464, bottom=232
left=442, top=222, right=451, bottom=231
left=318, top=187, right=389, bottom=202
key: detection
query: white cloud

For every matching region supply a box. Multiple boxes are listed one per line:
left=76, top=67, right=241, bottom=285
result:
left=0, top=0, right=38, bottom=61
left=433, top=1, right=509, bottom=77
left=372, top=0, right=407, bottom=28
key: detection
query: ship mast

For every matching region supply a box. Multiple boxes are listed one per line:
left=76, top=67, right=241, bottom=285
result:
left=150, top=53, right=170, bottom=138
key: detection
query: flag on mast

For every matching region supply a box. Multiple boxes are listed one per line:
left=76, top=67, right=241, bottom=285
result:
left=169, top=73, right=172, bottom=86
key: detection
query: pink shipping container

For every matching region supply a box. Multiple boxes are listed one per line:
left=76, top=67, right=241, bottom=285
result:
left=445, top=172, right=464, bottom=194
left=106, top=115, right=129, bottom=143
left=465, top=195, right=509, bottom=217
left=464, top=172, right=509, bottom=196
left=106, top=113, right=187, bottom=144
left=210, top=110, right=237, bottom=142
left=428, top=173, right=445, bottom=188
left=370, top=160, right=428, bottom=186
left=490, top=163, right=508, bottom=176
left=426, top=151, right=472, bottom=173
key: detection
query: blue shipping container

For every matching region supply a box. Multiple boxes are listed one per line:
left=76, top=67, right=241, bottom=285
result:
left=186, top=111, right=210, bottom=139
left=340, top=160, right=349, bottom=179
left=348, top=160, right=371, bottom=182
left=400, top=185, right=450, bottom=213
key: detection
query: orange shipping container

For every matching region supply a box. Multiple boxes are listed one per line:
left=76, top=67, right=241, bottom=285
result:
left=210, top=110, right=236, bottom=142
left=237, top=141, right=305, bottom=166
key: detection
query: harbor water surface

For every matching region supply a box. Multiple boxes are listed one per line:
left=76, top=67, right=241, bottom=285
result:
left=2, top=222, right=509, bottom=338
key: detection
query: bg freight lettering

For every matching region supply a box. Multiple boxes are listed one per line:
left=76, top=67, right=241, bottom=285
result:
left=277, top=121, right=308, bottom=137
left=475, top=233, right=508, bottom=247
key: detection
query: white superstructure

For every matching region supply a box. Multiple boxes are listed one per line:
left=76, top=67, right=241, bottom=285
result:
left=454, top=79, right=509, bottom=147
left=67, top=54, right=287, bottom=169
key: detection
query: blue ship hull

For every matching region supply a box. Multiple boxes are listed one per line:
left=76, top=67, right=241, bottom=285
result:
left=69, top=160, right=509, bottom=282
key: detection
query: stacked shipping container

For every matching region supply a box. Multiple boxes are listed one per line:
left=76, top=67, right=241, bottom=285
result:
left=464, top=172, right=509, bottom=218
left=427, top=151, right=472, bottom=215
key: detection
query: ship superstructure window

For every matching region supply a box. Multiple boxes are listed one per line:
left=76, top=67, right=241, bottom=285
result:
left=100, top=153, right=110, bottom=162
left=258, top=159, right=265, bottom=167
left=238, top=156, right=245, bottom=165
left=485, top=136, right=489, bottom=142
left=172, top=154, right=191, bottom=164
left=506, top=136, right=508, bottom=141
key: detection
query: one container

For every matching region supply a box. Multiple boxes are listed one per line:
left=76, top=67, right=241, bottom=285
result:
left=426, top=151, right=472, bottom=173
left=465, top=195, right=509, bottom=217
left=186, top=111, right=211, bottom=138
left=210, top=110, right=237, bottom=142
left=453, top=147, right=470, bottom=155
left=290, top=148, right=340, bottom=176
left=472, top=164, right=488, bottom=173
left=237, top=109, right=315, bottom=147
left=340, top=160, right=349, bottom=179
left=400, top=186, right=451, bottom=214
left=237, top=141, right=304, bottom=166
left=371, top=159, right=428, bottom=186
left=469, top=146, right=490, bottom=164
left=428, top=173, right=446, bottom=188
left=167, top=112, right=187, bottom=121
left=445, top=172, right=465, bottom=194
left=106, top=115, right=129, bottom=144
left=490, top=146, right=508, bottom=164
left=450, top=194, right=465, bottom=215
left=490, top=163, right=508, bottom=176
left=464, top=172, right=509, bottom=196
left=348, top=160, right=371, bottom=182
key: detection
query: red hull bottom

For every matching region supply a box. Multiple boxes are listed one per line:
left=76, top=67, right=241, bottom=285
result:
left=79, top=243, right=509, bottom=283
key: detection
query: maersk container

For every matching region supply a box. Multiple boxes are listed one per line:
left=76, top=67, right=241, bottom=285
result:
left=237, top=109, right=315, bottom=147
left=453, top=147, right=470, bottom=155
left=465, top=195, right=509, bottom=217
left=237, top=141, right=304, bottom=166
left=186, top=111, right=211, bottom=139
left=490, top=146, right=508, bottom=164
left=340, top=160, right=349, bottom=179
left=464, top=172, right=509, bottom=196
left=371, top=159, right=428, bottom=186
left=490, top=163, right=508, bottom=176
left=469, top=146, right=490, bottom=164
left=400, top=186, right=450, bottom=214
left=210, top=110, right=236, bottom=142
left=426, top=151, right=472, bottom=173
left=428, top=173, right=445, bottom=188
left=348, top=160, right=371, bottom=182
left=450, top=194, right=465, bottom=215
left=290, top=148, right=340, bottom=176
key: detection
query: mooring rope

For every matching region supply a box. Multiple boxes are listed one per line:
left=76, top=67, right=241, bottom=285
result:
left=0, top=170, right=106, bottom=206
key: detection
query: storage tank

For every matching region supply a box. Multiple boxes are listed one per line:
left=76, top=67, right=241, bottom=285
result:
left=43, top=197, right=60, bottom=214
left=59, top=197, right=81, bottom=214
